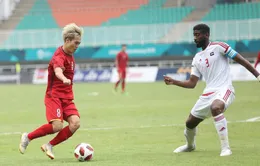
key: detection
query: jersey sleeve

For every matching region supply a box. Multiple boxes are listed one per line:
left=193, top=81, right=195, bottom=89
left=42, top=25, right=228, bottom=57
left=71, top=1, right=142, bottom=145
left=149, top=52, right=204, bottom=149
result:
left=52, top=54, right=65, bottom=70
left=218, top=42, right=237, bottom=59
left=191, top=58, right=201, bottom=78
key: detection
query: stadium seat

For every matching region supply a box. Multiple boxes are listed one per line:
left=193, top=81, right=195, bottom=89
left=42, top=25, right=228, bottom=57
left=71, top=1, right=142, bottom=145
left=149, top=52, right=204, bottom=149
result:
left=15, top=0, right=59, bottom=29
left=102, top=7, right=194, bottom=25
left=202, top=2, right=260, bottom=21
left=48, top=0, right=149, bottom=27
left=6, top=0, right=193, bottom=47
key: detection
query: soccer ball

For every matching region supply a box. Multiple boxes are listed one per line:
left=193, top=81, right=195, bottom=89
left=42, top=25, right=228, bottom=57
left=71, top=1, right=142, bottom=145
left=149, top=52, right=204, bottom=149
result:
left=74, top=143, right=94, bottom=162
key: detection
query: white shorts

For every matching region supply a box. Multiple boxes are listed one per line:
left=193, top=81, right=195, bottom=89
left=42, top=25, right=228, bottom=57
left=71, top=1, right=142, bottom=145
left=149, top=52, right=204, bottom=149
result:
left=191, top=88, right=235, bottom=119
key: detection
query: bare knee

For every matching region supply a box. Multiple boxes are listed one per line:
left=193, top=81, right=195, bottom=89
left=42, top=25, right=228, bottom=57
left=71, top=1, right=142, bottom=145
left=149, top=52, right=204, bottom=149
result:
left=68, top=115, right=80, bottom=133
left=51, top=120, right=63, bottom=132
left=186, top=114, right=203, bottom=129
left=70, top=120, right=80, bottom=130
left=211, top=100, right=225, bottom=117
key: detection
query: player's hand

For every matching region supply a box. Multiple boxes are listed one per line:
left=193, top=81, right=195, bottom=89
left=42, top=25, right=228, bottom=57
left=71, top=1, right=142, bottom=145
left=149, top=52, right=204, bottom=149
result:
left=163, top=75, right=174, bottom=85
left=63, top=78, right=71, bottom=85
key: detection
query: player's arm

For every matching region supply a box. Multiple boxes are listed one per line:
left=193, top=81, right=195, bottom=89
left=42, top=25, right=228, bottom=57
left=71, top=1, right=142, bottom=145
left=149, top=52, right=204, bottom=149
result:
left=219, top=42, right=260, bottom=81
left=126, top=56, right=129, bottom=70
left=233, top=53, right=260, bottom=80
left=164, top=74, right=199, bottom=89
left=254, top=58, right=259, bottom=68
left=54, top=67, right=71, bottom=85
left=52, top=56, right=71, bottom=85
left=164, top=58, right=201, bottom=88
left=115, top=54, right=119, bottom=69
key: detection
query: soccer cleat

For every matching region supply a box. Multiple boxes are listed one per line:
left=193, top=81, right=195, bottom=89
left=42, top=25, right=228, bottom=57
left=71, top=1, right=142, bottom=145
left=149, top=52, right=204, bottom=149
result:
left=19, top=133, right=30, bottom=154
left=41, top=143, right=55, bottom=160
left=173, top=144, right=196, bottom=153
left=220, top=148, right=232, bottom=156
left=121, top=91, right=129, bottom=96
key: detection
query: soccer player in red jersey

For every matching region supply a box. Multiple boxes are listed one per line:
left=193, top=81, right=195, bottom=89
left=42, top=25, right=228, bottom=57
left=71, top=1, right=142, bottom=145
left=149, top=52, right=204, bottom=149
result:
left=19, top=23, right=83, bottom=160
left=114, top=44, right=129, bottom=93
left=254, top=51, right=260, bottom=68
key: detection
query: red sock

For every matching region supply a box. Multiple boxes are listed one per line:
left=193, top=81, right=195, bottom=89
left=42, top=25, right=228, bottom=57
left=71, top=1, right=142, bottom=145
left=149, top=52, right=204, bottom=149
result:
left=115, top=80, right=120, bottom=89
left=49, top=126, right=73, bottom=146
left=122, top=79, right=125, bottom=92
left=28, top=124, right=54, bottom=140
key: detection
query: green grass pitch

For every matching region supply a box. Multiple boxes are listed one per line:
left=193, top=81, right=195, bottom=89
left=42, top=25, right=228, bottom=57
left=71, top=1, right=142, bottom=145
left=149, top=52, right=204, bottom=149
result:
left=0, top=81, right=259, bottom=166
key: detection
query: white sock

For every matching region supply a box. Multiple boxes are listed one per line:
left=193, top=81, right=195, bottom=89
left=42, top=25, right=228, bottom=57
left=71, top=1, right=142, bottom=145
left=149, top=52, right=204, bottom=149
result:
left=214, top=113, right=230, bottom=150
left=184, top=127, right=197, bottom=148
left=47, top=143, right=53, bottom=147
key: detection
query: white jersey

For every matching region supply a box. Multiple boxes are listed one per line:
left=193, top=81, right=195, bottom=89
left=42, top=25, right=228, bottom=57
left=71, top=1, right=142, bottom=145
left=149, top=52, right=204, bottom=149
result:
left=191, top=41, right=238, bottom=94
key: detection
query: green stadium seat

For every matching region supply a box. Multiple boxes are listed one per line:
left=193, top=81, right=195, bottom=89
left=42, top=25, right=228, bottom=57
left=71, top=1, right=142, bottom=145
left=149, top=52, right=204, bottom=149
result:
left=15, top=0, right=59, bottom=30
left=203, top=2, right=260, bottom=21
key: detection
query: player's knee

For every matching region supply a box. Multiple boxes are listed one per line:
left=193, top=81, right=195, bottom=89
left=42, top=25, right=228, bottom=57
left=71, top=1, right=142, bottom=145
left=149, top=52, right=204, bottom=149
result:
left=69, top=117, right=80, bottom=130
left=211, top=104, right=224, bottom=116
left=185, top=120, right=196, bottom=129
left=52, top=121, right=63, bottom=132
left=71, top=120, right=80, bottom=130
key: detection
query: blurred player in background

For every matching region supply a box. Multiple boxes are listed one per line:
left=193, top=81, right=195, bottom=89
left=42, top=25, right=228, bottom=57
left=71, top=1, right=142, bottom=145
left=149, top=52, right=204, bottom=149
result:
left=164, top=24, right=260, bottom=156
left=254, top=51, right=260, bottom=68
left=114, top=44, right=129, bottom=93
left=19, top=23, right=83, bottom=160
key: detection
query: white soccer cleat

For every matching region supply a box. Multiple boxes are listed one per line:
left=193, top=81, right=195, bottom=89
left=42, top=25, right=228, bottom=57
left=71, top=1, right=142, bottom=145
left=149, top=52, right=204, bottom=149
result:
left=220, top=148, right=232, bottom=157
left=41, top=143, right=55, bottom=160
left=19, top=133, right=30, bottom=154
left=173, top=144, right=196, bottom=153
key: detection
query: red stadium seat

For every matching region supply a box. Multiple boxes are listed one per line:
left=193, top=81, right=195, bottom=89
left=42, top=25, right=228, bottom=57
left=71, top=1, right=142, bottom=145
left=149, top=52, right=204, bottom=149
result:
left=47, top=0, right=149, bottom=26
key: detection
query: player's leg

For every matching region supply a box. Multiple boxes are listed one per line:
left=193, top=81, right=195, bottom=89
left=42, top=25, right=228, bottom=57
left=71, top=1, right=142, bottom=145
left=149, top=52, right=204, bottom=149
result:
left=49, top=115, right=80, bottom=147
left=211, top=89, right=235, bottom=156
left=42, top=100, right=80, bottom=159
left=115, top=70, right=122, bottom=91
left=121, top=70, right=126, bottom=93
left=40, top=120, right=63, bottom=159
left=19, top=97, right=63, bottom=154
left=173, top=113, right=203, bottom=153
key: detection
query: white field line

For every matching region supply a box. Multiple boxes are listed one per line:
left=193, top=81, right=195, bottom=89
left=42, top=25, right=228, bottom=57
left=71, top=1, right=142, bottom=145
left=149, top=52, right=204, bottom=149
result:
left=244, top=116, right=260, bottom=122
left=1, top=118, right=260, bottom=136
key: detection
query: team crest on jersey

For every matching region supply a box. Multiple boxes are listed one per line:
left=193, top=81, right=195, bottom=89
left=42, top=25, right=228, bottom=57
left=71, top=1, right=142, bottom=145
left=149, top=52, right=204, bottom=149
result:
left=210, top=52, right=214, bottom=56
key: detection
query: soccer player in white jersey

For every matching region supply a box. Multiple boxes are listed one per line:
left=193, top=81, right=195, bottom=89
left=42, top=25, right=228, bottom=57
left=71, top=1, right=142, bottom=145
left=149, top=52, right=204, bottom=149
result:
left=164, top=24, right=260, bottom=156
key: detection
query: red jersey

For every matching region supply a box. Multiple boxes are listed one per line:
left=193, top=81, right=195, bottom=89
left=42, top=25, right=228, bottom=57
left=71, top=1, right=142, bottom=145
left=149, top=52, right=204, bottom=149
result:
left=116, top=51, right=128, bottom=69
left=45, top=46, right=75, bottom=99
left=254, top=52, right=260, bottom=68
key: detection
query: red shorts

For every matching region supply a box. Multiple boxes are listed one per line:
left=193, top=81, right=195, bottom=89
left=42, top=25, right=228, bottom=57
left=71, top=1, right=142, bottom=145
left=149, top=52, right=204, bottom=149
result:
left=117, top=69, right=126, bottom=79
left=44, top=97, right=80, bottom=123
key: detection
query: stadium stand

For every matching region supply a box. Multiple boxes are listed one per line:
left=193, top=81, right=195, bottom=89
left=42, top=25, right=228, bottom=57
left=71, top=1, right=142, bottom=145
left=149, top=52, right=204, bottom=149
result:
left=49, top=0, right=150, bottom=27
left=14, top=0, right=193, bottom=28
left=202, top=2, right=260, bottom=21
left=0, top=0, right=260, bottom=63
left=15, top=0, right=59, bottom=29
left=2, top=0, right=195, bottom=49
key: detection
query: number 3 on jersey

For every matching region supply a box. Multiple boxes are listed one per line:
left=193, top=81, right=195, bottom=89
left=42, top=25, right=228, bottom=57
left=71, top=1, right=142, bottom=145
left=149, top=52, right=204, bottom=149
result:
left=205, top=58, right=210, bottom=68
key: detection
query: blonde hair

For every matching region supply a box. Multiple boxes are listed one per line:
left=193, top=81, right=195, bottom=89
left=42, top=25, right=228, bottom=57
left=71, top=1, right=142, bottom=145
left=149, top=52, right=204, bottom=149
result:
left=62, top=23, right=83, bottom=42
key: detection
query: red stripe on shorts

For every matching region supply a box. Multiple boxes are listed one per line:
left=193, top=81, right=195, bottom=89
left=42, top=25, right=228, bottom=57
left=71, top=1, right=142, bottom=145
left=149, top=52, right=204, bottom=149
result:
left=202, top=92, right=215, bottom=96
